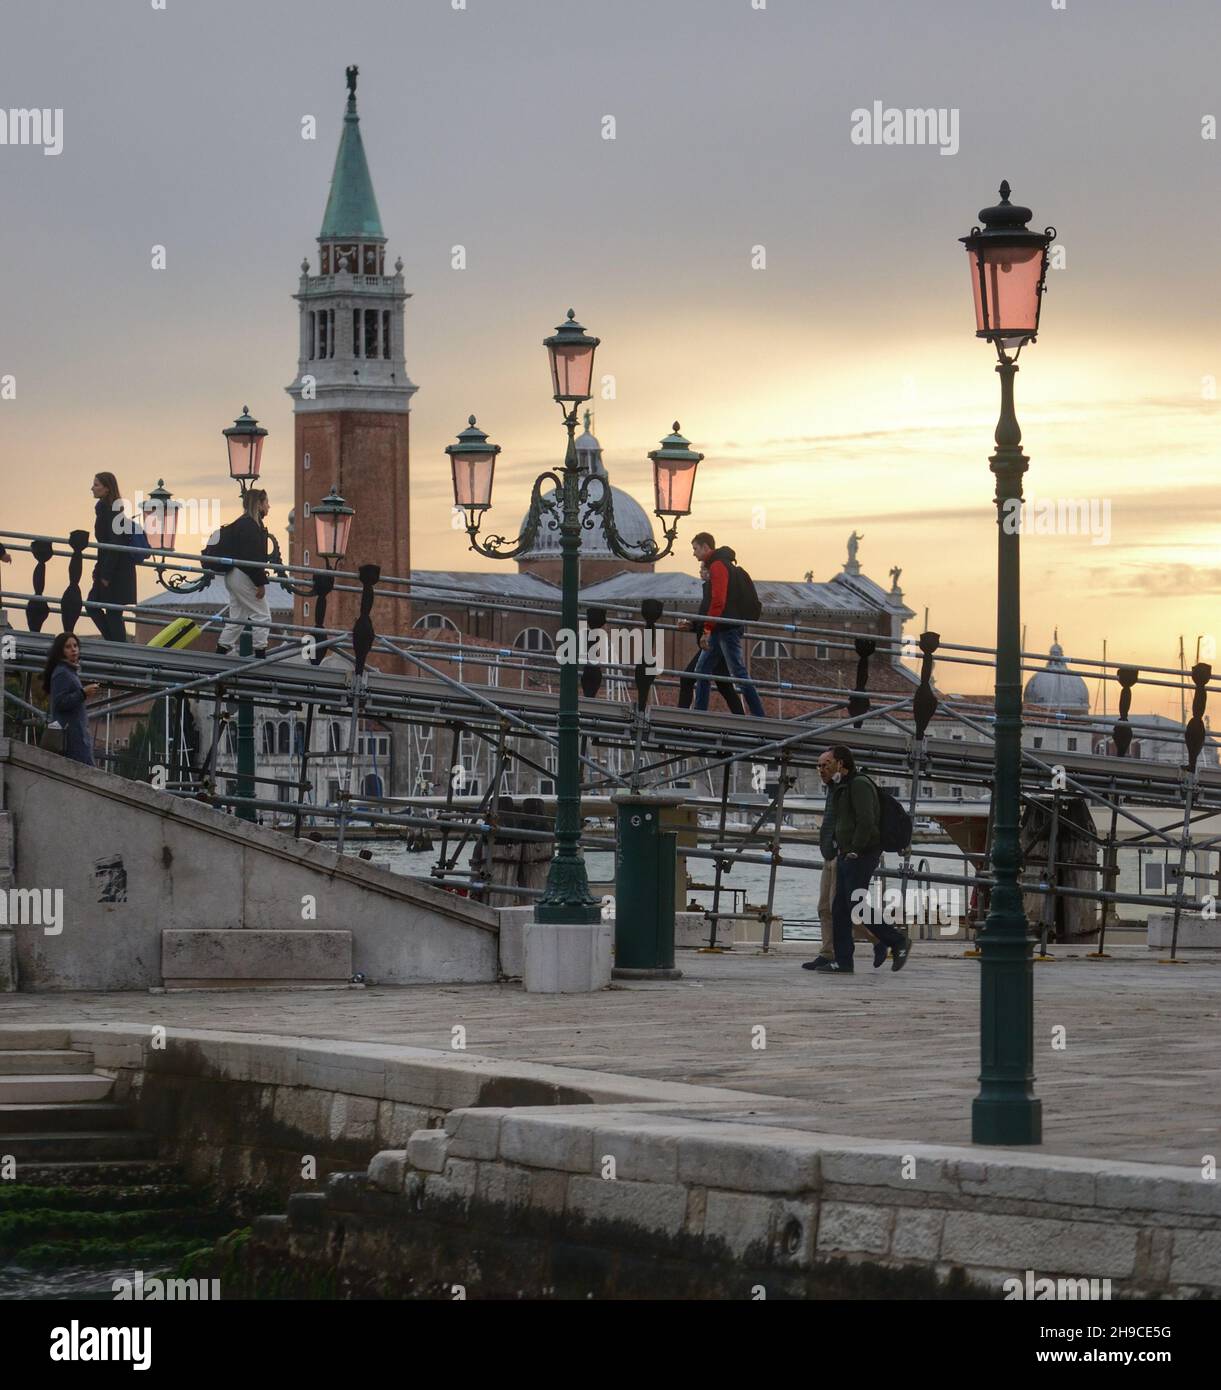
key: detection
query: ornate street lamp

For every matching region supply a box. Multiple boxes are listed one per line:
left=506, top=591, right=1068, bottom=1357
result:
left=962, top=182, right=1055, bottom=1146
left=142, top=479, right=211, bottom=594
left=140, top=478, right=180, bottom=555
left=649, top=423, right=702, bottom=518
left=279, top=485, right=355, bottom=654
left=962, top=181, right=1054, bottom=356
left=310, top=484, right=355, bottom=564
left=223, top=406, right=267, bottom=493
left=446, top=417, right=500, bottom=530
left=147, top=405, right=276, bottom=595
left=543, top=309, right=599, bottom=403
left=446, top=310, right=702, bottom=928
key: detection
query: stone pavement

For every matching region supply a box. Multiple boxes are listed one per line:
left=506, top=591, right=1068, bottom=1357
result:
left=6, top=942, right=1219, bottom=1167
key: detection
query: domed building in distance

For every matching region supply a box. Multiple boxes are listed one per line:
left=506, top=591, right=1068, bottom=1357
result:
left=1023, top=638, right=1090, bottom=717
left=515, top=414, right=657, bottom=588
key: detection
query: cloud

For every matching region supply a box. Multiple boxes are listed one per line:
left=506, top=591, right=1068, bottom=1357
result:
left=1087, top=564, right=1221, bottom=598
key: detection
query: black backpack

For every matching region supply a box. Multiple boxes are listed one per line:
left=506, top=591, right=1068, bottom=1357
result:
left=727, top=564, right=763, bottom=622
left=200, top=520, right=242, bottom=574
left=877, top=787, right=913, bottom=852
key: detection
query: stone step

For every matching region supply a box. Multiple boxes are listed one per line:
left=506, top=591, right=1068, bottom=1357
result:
left=0, top=1050, right=95, bottom=1076
left=0, top=1101, right=129, bottom=1134
left=0, top=1028, right=72, bottom=1050
left=0, top=1131, right=159, bottom=1163
left=4, top=1159, right=182, bottom=1189
left=0, top=1073, right=113, bottom=1104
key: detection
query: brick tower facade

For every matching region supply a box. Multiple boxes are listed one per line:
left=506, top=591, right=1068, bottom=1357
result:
left=286, top=66, right=416, bottom=648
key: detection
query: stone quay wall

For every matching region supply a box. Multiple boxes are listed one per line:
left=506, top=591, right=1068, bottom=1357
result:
left=2, top=1024, right=736, bottom=1210
left=8, top=1023, right=1218, bottom=1297
left=252, top=1107, right=1221, bottom=1299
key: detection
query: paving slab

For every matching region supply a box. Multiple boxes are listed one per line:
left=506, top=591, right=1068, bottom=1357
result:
left=4, top=943, right=1219, bottom=1166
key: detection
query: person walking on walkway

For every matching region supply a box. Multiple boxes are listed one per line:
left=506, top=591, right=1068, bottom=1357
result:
left=42, top=632, right=99, bottom=766
left=85, top=472, right=138, bottom=643
left=815, top=745, right=910, bottom=976
left=689, top=533, right=765, bottom=718
left=678, top=562, right=744, bottom=715
left=217, top=489, right=275, bottom=657
left=802, top=747, right=886, bottom=971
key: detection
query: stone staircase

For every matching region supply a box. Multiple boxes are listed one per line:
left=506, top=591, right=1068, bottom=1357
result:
left=0, top=1034, right=159, bottom=1171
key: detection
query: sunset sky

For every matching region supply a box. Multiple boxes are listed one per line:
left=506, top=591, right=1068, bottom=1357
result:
left=1, top=0, right=1218, bottom=718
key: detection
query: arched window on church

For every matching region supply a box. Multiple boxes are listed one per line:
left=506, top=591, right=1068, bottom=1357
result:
left=414, top=613, right=460, bottom=634
left=278, top=721, right=291, bottom=756
left=751, top=640, right=791, bottom=660
left=514, top=628, right=554, bottom=654
left=293, top=721, right=305, bottom=757
left=328, top=722, right=344, bottom=754
left=261, top=723, right=276, bottom=757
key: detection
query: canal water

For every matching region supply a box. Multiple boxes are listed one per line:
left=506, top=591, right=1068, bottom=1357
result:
left=359, top=841, right=966, bottom=941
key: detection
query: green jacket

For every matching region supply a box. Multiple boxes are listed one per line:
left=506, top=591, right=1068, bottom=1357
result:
left=830, top=771, right=881, bottom=855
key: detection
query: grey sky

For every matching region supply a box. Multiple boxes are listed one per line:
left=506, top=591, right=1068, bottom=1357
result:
left=1, top=0, right=1218, bottom=704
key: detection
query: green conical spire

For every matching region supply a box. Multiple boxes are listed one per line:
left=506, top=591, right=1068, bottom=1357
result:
left=319, top=66, right=385, bottom=241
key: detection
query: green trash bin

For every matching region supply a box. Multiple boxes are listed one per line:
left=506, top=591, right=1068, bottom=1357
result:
left=612, top=792, right=684, bottom=980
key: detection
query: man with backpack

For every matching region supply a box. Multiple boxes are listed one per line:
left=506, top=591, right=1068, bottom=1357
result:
left=802, top=748, right=887, bottom=971
left=812, top=744, right=911, bottom=976
left=689, top=533, right=765, bottom=718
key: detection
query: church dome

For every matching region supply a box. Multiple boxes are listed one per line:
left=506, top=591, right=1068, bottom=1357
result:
left=1024, top=641, right=1090, bottom=712
left=518, top=415, right=654, bottom=560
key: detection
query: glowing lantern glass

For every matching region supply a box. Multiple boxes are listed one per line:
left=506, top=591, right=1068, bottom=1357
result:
left=446, top=416, right=501, bottom=514
left=543, top=309, right=599, bottom=403
left=141, top=479, right=180, bottom=553
left=648, top=423, right=703, bottom=518
left=223, top=406, right=267, bottom=485
left=312, top=485, right=354, bottom=563
left=961, top=182, right=1054, bottom=352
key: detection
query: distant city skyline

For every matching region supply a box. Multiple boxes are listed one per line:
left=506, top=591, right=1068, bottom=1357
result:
left=1, top=0, right=1218, bottom=718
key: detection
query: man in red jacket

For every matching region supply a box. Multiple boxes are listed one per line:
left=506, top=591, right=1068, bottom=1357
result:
left=690, top=532, right=765, bottom=717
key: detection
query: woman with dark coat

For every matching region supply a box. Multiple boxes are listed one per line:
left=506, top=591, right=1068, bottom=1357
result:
left=85, top=471, right=136, bottom=642
left=42, top=632, right=99, bottom=766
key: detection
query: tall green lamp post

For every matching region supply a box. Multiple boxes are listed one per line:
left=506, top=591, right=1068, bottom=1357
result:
left=446, top=310, right=703, bottom=928
left=961, top=183, right=1055, bottom=1144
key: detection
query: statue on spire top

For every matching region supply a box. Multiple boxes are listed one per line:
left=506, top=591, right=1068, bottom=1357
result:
left=346, top=65, right=359, bottom=100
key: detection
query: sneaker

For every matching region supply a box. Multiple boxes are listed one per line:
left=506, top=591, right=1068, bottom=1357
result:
left=892, top=932, right=912, bottom=972
left=215, top=645, right=231, bottom=657
left=819, top=961, right=854, bottom=974
left=801, top=956, right=835, bottom=972
left=252, top=649, right=268, bottom=659
left=873, top=941, right=888, bottom=969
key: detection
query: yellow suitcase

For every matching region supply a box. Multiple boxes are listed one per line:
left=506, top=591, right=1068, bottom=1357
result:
left=148, top=616, right=202, bottom=650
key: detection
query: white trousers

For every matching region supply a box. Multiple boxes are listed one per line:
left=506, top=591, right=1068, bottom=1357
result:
left=220, top=568, right=271, bottom=652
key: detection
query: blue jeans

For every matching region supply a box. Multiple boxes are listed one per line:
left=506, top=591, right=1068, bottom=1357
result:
left=831, top=852, right=904, bottom=967
left=693, top=625, right=765, bottom=717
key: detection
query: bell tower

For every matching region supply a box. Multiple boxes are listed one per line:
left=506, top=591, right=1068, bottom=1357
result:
left=286, top=65, right=417, bottom=641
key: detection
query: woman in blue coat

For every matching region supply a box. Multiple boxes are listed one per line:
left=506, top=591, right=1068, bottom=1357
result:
left=85, top=471, right=137, bottom=643
left=42, top=632, right=99, bottom=766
